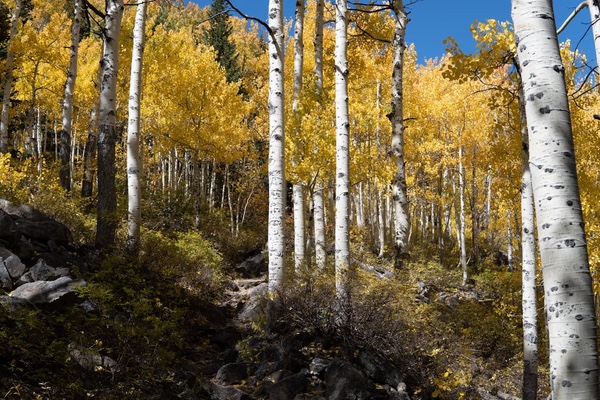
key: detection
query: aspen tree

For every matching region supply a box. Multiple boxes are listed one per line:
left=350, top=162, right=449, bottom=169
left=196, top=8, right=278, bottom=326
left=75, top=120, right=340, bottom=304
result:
left=0, top=0, right=21, bottom=153
left=292, top=0, right=306, bottom=271
left=335, top=0, right=350, bottom=310
left=126, top=0, right=148, bottom=254
left=389, top=0, right=410, bottom=269
left=59, top=0, right=83, bottom=191
left=313, top=0, right=326, bottom=270
left=512, top=0, right=599, bottom=397
left=96, top=0, right=124, bottom=249
left=267, top=0, right=286, bottom=299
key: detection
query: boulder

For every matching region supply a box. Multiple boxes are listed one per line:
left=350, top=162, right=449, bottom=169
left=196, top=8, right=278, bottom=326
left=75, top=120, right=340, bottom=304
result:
left=68, top=343, right=118, bottom=372
left=267, top=369, right=309, bottom=400
left=0, top=209, right=20, bottom=247
left=215, top=362, right=251, bottom=385
left=237, top=253, right=267, bottom=278
left=0, top=261, right=12, bottom=290
left=325, top=358, right=370, bottom=400
left=9, top=276, right=85, bottom=305
left=0, top=199, right=48, bottom=221
left=13, top=218, right=70, bottom=244
left=206, top=382, right=252, bottom=400
left=0, top=246, right=26, bottom=278
left=309, top=357, right=331, bottom=379
left=356, top=347, right=404, bottom=388
left=29, top=258, right=69, bottom=281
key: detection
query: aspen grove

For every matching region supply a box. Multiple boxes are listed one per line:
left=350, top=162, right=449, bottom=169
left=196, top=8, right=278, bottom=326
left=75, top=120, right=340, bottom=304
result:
left=2, top=0, right=600, bottom=398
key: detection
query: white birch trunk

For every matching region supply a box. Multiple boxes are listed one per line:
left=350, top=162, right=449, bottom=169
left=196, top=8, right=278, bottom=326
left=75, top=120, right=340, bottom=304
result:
left=518, top=83, right=538, bottom=400
left=292, top=0, right=306, bottom=271
left=587, top=0, right=600, bottom=68
left=267, top=0, right=286, bottom=297
left=512, top=1, right=599, bottom=397
left=126, top=0, right=147, bottom=254
left=458, top=145, right=468, bottom=285
left=335, top=0, right=350, bottom=306
left=390, top=0, right=410, bottom=268
left=59, top=0, right=82, bottom=191
left=378, top=187, right=385, bottom=257
left=0, top=0, right=21, bottom=153
left=96, top=0, right=124, bottom=249
left=313, top=0, right=326, bottom=270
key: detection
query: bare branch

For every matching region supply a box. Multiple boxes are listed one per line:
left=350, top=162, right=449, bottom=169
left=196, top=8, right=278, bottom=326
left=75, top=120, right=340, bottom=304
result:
left=557, top=1, right=588, bottom=35
left=223, top=0, right=272, bottom=36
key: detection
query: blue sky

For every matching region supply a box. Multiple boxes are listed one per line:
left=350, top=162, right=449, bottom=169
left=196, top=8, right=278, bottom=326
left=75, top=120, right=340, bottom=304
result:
left=190, top=1, right=597, bottom=66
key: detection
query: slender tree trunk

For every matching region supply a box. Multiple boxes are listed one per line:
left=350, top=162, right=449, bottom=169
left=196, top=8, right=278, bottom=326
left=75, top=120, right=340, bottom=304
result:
left=267, top=0, right=286, bottom=302
left=59, top=0, right=82, bottom=191
left=126, top=0, right=147, bottom=254
left=390, top=0, right=410, bottom=269
left=518, top=83, right=538, bottom=400
left=313, top=0, right=326, bottom=270
left=82, top=107, right=98, bottom=198
left=335, top=0, right=350, bottom=312
left=96, top=0, right=124, bottom=249
left=457, top=145, right=468, bottom=285
left=378, top=186, right=385, bottom=257
left=512, top=1, right=599, bottom=397
left=0, top=0, right=21, bottom=153
left=292, top=0, right=306, bottom=271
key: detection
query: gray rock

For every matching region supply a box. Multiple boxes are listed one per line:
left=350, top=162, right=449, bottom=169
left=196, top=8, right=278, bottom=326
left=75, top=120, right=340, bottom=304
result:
left=9, top=276, right=85, bottom=304
left=0, top=209, right=20, bottom=247
left=30, top=259, right=61, bottom=281
left=215, top=362, right=251, bottom=385
left=13, top=218, right=70, bottom=244
left=237, top=252, right=267, bottom=277
left=207, top=381, right=252, bottom=400
left=0, top=261, right=12, bottom=290
left=68, top=343, right=118, bottom=372
left=0, top=247, right=25, bottom=278
left=310, top=357, right=331, bottom=379
left=0, top=200, right=47, bottom=221
left=325, top=358, right=370, bottom=400
left=356, top=347, right=404, bottom=388
left=268, top=369, right=308, bottom=400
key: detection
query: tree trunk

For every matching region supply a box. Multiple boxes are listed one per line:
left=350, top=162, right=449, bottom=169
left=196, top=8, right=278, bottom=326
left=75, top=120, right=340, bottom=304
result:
left=390, top=0, right=410, bottom=269
left=312, top=0, right=326, bottom=270
left=82, top=107, right=98, bottom=198
left=518, top=82, right=538, bottom=400
left=457, top=145, right=468, bottom=285
left=512, top=0, right=599, bottom=397
left=59, top=0, right=83, bottom=191
left=292, top=0, right=306, bottom=271
left=267, top=0, right=286, bottom=301
left=0, top=0, right=21, bottom=153
left=335, top=0, right=350, bottom=316
left=126, top=0, right=147, bottom=255
left=96, top=0, right=124, bottom=250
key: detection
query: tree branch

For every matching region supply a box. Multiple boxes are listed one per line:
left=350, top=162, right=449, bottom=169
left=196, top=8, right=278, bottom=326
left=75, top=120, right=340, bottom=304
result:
left=83, top=0, right=105, bottom=19
left=557, top=0, right=588, bottom=35
left=223, top=0, right=272, bottom=36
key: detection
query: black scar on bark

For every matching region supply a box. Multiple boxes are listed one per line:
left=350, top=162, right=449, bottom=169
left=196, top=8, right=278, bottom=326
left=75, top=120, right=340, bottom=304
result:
left=565, top=239, right=576, bottom=248
left=567, top=200, right=573, bottom=206
left=540, top=106, right=551, bottom=114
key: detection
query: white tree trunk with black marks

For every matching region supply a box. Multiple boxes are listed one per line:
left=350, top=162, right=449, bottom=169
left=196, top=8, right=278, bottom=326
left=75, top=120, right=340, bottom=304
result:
left=59, top=0, right=82, bottom=191
left=0, top=0, right=21, bottom=153
left=267, top=0, right=286, bottom=297
left=457, top=145, right=468, bottom=285
left=126, top=0, right=147, bottom=254
left=512, top=0, right=599, bottom=398
left=390, top=0, right=410, bottom=268
left=292, top=0, right=306, bottom=271
left=96, top=0, right=124, bottom=249
left=335, top=0, right=350, bottom=307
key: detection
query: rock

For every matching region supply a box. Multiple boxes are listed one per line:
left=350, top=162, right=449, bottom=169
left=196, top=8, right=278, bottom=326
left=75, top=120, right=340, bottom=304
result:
left=9, top=276, right=85, bottom=305
left=30, top=259, right=67, bottom=281
left=0, top=261, right=12, bottom=290
left=68, top=343, right=118, bottom=372
left=0, top=200, right=48, bottom=221
left=325, top=358, right=370, bottom=400
left=268, top=369, right=309, bottom=400
left=237, top=282, right=268, bottom=324
left=206, top=382, right=252, bottom=400
left=0, top=247, right=25, bottom=278
left=215, top=362, right=251, bottom=385
left=13, top=236, right=35, bottom=262
left=13, top=218, right=70, bottom=244
left=237, top=252, right=267, bottom=278
left=356, top=347, right=404, bottom=388
left=310, top=357, right=331, bottom=379
left=0, top=209, right=20, bottom=247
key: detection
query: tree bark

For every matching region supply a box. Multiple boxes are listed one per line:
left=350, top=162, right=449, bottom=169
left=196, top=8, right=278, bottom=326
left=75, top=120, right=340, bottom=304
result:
left=267, top=0, right=286, bottom=301
left=292, top=0, right=306, bottom=271
left=457, top=145, right=468, bottom=285
left=390, top=0, right=410, bottom=269
left=59, top=0, right=83, bottom=191
left=96, top=0, right=124, bottom=250
left=335, top=0, right=350, bottom=313
left=0, top=0, right=21, bottom=153
left=512, top=0, right=599, bottom=397
left=126, top=0, right=147, bottom=255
